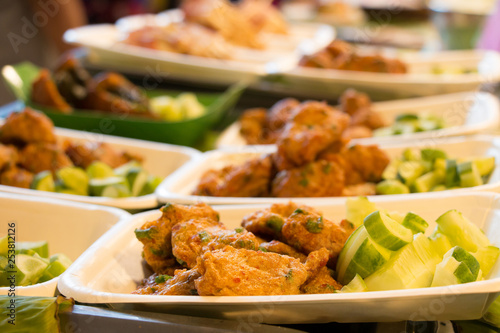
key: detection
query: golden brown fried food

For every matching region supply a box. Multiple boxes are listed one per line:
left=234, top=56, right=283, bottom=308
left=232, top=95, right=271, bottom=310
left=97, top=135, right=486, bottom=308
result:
left=273, top=101, right=350, bottom=170
left=0, top=144, right=18, bottom=172
left=238, top=0, right=288, bottom=34
left=195, top=245, right=309, bottom=296
left=31, top=69, right=72, bottom=113
left=342, top=183, right=376, bottom=197
left=64, top=141, right=142, bottom=169
left=267, top=98, right=300, bottom=132
left=342, top=126, right=373, bottom=140
left=343, top=144, right=390, bottom=184
left=271, top=159, right=345, bottom=197
left=0, top=166, right=34, bottom=188
left=193, top=154, right=272, bottom=197
left=0, top=108, right=57, bottom=145
left=281, top=208, right=355, bottom=266
left=301, top=266, right=341, bottom=294
left=239, top=108, right=268, bottom=145
left=133, top=269, right=201, bottom=295
left=339, top=88, right=371, bottom=116
left=259, top=240, right=307, bottom=262
left=19, top=143, right=73, bottom=174
left=135, top=202, right=220, bottom=273
left=350, top=109, right=385, bottom=130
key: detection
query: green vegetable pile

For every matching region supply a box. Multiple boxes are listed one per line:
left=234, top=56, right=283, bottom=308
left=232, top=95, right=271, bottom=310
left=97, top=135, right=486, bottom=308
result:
left=150, top=93, right=206, bottom=121
left=374, top=113, right=446, bottom=137
left=338, top=197, right=499, bottom=293
left=376, top=148, right=495, bottom=195
left=0, top=237, right=72, bottom=287
left=31, top=161, right=162, bottom=198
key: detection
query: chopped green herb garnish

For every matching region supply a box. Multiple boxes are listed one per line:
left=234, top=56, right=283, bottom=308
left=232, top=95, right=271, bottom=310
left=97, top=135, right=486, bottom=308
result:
left=266, top=215, right=284, bottom=233
left=198, top=231, right=211, bottom=243
left=293, top=208, right=306, bottom=215
left=234, top=227, right=244, bottom=233
left=160, top=203, right=174, bottom=212
left=285, top=269, right=293, bottom=280
left=176, top=258, right=186, bottom=266
left=258, top=247, right=268, bottom=252
left=305, top=216, right=324, bottom=234
left=189, top=289, right=198, bottom=295
left=155, top=274, right=173, bottom=284
left=323, top=163, right=332, bottom=174
left=150, top=248, right=165, bottom=256
left=299, top=178, right=309, bottom=187
left=134, top=227, right=157, bottom=240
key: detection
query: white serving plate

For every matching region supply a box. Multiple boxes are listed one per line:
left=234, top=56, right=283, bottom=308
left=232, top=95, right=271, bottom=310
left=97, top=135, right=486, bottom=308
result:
left=0, top=125, right=200, bottom=210
left=216, top=91, right=500, bottom=149
left=271, top=50, right=500, bottom=99
left=57, top=192, right=500, bottom=323
left=0, top=192, right=129, bottom=297
left=63, top=10, right=334, bottom=86
left=157, top=135, right=500, bottom=205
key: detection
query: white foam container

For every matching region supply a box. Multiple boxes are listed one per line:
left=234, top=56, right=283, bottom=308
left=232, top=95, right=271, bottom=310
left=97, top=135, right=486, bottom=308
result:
left=157, top=135, right=500, bottom=205
left=216, top=91, right=500, bottom=148
left=57, top=191, right=500, bottom=323
left=0, top=192, right=130, bottom=297
left=0, top=126, right=200, bottom=210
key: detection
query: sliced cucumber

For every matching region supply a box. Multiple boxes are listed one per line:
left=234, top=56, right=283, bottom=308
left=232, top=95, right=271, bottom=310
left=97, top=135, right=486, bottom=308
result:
left=11, top=254, right=49, bottom=286
left=364, top=211, right=413, bottom=251
left=101, top=183, right=131, bottom=198
left=397, top=161, right=426, bottom=186
left=431, top=246, right=480, bottom=287
left=86, top=161, right=116, bottom=179
left=402, top=148, right=421, bottom=162
left=125, top=167, right=149, bottom=197
left=472, top=245, right=500, bottom=277
left=472, top=157, right=495, bottom=177
left=16, top=241, right=49, bottom=258
left=445, top=160, right=460, bottom=188
left=412, top=233, right=443, bottom=272
left=401, top=212, right=429, bottom=235
left=31, top=171, right=55, bottom=192
left=436, top=210, right=490, bottom=252
left=114, top=160, right=141, bottom=177
left=395, top=114, right=418, bottom=122
left=382, top=159, right=401, bottom=180
left=138, top=175, right=163, bottom=196
left=431, top=185, right=447, bottom=192
left=39, top=253, right=73, bottom=283
left=429, top=231, right=453, bottom=258
left=345, top=196, right=378, bottom=227
left=457, top=161, right=483, bottom=187
left=89, top=177, right=128, bottom=196
left=340, top=274, right=367, bottom=293
left=56, top=167, right=89, bottom=196
left=421, top=149, right=447, bottom=162
left=413, top=170, right=444, bottom=193
left=376, top=179, right=410, bottom=195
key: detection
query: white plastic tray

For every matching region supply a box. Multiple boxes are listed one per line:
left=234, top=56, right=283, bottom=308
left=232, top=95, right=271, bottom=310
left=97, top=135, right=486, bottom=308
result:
left=0, top=192, right=130, bottom=297
left=275, top=50, right=500, bottom=99
left=216, top=91, right=500, bottom=149
left=157, top=135, right=500, bottom=205
left=63, top=10, right=334, bottom=86
left=0, top=126, right=200, bottom=210
left=57, top=192, right=500, bottom=324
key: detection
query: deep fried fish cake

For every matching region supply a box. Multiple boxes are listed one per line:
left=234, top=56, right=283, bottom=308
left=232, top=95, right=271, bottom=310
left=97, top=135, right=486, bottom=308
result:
left=0, top=108, right=56, bottom=145
left=19, top=143, right=73, bottom=174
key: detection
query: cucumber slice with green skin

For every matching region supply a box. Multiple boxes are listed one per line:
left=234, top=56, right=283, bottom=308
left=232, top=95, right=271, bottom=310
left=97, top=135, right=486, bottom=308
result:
left=387, top=211, right=405, bottom=224
left=16, top=241, right=49, bottom=258
left=364, top=211, right=413, bottom=251
left=31, top=171, right=55, bottom=192
left=436, top=210, right=490, bottom=252
left=395, top=114, right=419, bottom=122
left=10, top=254, right=49, bottom=286
left=114, top=160, right=141, bottom=177
left=138, top=175, right=163, bottom=196
left=397, top=161, right=426, bottom=186
left=364, top=242, right=435, bottom=291
left=413, top=170, right=445, bottom=193
left=412, top=233, right=443, bottom=272
left=457, top=161, right=483, bottom=187
left=0, top=255, right=7, bottom=271
left=56, top=167, right=89, bottom=196
left=125, top=167, right=149, bottom=197
left=473, top=245, right=500, bottom=277
left=336, top=226, right=392, bottom=285
left=101, top=183, right=131, bottom=198
left=402, top=148, right=421, bottom=162
left=86, top=161, right=116, bottom=179
left=0, top=235, right=9, bottom=256
left=445, top=160, right=460, bottom=188
left=39, top=253, right=73, bottom=283
left=373, top=127, right=393, bottom=137
left=431, top=246, right=481, bottom=287
left=340, top=274, right=367, bottom=293
left=376, top=179, right=410, bottom=195
left=417, top=119, right=440, bottom=132
left=393, top=123, right=416, bottom=135
left=89, top=177, right=128, bottom=196
left=434, top=158, right=446, bottom=171
left=382, top=159, right=402, bottom=180
left=421, top=149, right=447, bottom=162
left=345, top=196, right=378, bottom=228
left=472, top=157, right=495, bottom=177
left=401, top=212, right=429, bottom=235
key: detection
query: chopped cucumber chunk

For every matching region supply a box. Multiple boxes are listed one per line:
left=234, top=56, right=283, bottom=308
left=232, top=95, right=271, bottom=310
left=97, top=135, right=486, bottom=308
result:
left=56, top=167, right=89, bottom=196
left=376, top=179, right=410, bottom=195
left=86, top=161, right=116, bottom=179
left=457, top=161, right=483, bottom=187
left=340, top=274, right=367, bottom=293
left=364, top=211, right=413, bottom=251
left=401, top=212, right=429, bottom=235
left=345, top=196, right=378, bottom=227
left=125, top=167, right=149, bottom=197
left=431, top=246, right=480, bottom=287
left=31, top=171, right=55, bottom=192
left=436, top=210, right=490, bottom=252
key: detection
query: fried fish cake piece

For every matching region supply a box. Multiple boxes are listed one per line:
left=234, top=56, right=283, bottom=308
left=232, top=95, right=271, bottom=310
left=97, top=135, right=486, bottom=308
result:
left=240, top=202, right=319, bottom=239
left=274, top=101, right=350, bottom=171
left=271, top=159, right=345, bottom=197
left=193, top=154, right=273, bottom=197
left=239, top=108, right=268, bottom=145
left=343, top=144, right=390, bottom=183
left=19, top=143, right=73, bottom=174
left=342, top=126, right=373, bottom=140
left=0, top=144, right=18, bottom=172
left=0, top=166, right=34, bottom=188
left=0, top=108, right=57, bottom=145
left=281, top=208, right=355, bottom=266
left=133, top=269, right=201, bottom=296
left=135, top=202, right=220, bottom=273
left=31, top=70, right=72, bottom=113
left=301, top=266, right=342, bottom=294
left=195, top=246, right=309, bottom=296
left=266, top=98, right=300, bottom=131
left=339, top=89, right=371, bottom=116
left=259, top=240, right=307, bottom=262
left=64, top=141, right=142, bottom=169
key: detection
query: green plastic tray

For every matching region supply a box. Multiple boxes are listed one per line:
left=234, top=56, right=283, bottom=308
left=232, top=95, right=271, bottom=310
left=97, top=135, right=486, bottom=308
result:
left=2, top=62, right=245, bottom=147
